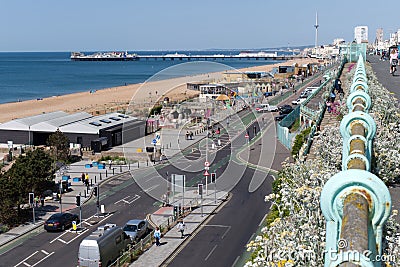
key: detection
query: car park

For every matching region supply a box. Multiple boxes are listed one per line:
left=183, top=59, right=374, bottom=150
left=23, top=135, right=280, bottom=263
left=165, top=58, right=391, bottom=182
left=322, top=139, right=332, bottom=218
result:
left=44, top=212, right=79, bottom=231
left=123, top=219, right=151, bottom=242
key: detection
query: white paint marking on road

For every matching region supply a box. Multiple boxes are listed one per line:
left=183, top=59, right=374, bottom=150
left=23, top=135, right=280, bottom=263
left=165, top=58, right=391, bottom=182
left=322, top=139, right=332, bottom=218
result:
left=221, top=225, right=231, bottom=240
left=204, top=224, right=229, bottom=228
left=82, top=221, right=92, bottom=226
left=57, top=238, right=67, bottom=244
left=97, top=213, right=113, bottom=225
left=246, top=232, right=255, bottom=245
left=204, top=244, right=218, bottom=261
left=182, top=164, right=192, bottom=170
left=40, top=250, right=49, bottom=255
left=66, top=228, right=89, bottom=244
left=14, top=251, right=38, bottom=267
left=114, top=196, right=130, bottom=204
left=259, top=213, right=268, bottom=227
left=49, top=231, right=69, bottom=244
left=145, top=176, right=158, bottom=183
left=31, top=252, right=54, bottom=267
left=22, top=262, right=30, bottom=267
left=231, top=255, right=240, bottom=267
left=145, top=184, right=159, bottom=193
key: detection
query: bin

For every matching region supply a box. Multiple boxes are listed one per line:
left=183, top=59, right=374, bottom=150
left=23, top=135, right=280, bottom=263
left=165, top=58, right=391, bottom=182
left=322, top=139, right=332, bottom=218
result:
left=85, top=164, right=92, bottom=168
left=92, top=162, right=98, bottom=167
left=98, top=164, right=105, bottom=169
left=73, top=177, right=81, bottom=182
left=62, top=175, right=70, bottom=181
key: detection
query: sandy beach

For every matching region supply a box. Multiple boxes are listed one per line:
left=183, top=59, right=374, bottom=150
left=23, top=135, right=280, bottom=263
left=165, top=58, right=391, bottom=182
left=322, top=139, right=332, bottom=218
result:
left=0, top=58, right=319, bottom=123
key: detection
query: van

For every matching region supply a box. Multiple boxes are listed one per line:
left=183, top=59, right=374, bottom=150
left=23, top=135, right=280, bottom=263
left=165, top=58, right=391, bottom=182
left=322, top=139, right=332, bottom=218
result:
left=78, top=223, right=130, bottom=267
left=255, top=103, right=278, bottom=112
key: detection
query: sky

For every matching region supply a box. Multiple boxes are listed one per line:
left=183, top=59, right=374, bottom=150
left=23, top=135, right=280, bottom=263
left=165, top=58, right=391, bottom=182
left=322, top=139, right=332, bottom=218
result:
left=1, top=0, right=398, bottom=52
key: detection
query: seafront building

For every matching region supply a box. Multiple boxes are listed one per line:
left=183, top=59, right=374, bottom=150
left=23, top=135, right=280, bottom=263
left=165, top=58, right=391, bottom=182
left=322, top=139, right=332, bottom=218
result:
left=354, top=26, right=368, bottom=44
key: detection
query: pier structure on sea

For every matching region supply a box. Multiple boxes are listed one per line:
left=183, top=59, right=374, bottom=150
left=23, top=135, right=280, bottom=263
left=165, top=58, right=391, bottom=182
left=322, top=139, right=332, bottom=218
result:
left=136, top=53, right=304, bottom=61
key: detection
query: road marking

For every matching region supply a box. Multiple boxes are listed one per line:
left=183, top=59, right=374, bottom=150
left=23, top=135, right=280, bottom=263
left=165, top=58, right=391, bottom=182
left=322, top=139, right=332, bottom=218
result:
left=145, top=184, right=159, bottom=193
left=31, top=251, right=54, bottom=267
left=41, top=250, right=49, bottom=255
left=49, top=231, right=69, bottom=244
left=246, top=232, right=255, bottom=245
left=57, top=238, right=67, bottom=244
left=231, top=255, right=240, bottom=267
left=22, top=263, right=30, bottom=266
left=259, top=213, right=268, bottom=226
left=221, top=226, right=231, bottom=239
left=14, top=251, right=38, bottom=267
left=65, top=228, right=89, bottom=244
left=182, top=164, right=192, bottom=170
left=204, top=244, right=218, bottom=261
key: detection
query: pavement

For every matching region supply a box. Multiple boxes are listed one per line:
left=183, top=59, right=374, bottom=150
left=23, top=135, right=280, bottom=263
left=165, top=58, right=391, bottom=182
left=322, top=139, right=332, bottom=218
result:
left=0, top=71, right=323, bottom=266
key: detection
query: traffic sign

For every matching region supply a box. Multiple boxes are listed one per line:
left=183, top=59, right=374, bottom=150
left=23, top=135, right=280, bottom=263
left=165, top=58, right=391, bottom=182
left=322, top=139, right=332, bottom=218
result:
left=204, top=170, right=210, bottom=176
left=204, top=166, right=209, bottom=170
left=152, top=139, right=157, bottom=145
left=204, top=161, right=210, bottom=167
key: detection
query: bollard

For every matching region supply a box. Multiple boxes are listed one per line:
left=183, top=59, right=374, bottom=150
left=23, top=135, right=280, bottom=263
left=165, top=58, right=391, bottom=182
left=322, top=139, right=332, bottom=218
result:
left=84, top=190, right=86, bottom=198
left=100, top=173, right=102, bottom=180
left=94, top=175, right=97, bottom=184
left=106, top=170, right=108, bottom=177
left=137, top=161, right=139, bottom=168
left=120, top=165, right=122, bottom=172
left=90, top=179, right=93, bottom=186
left=128, top=162, right=130, bottom=170
left=147, top=160, right=148, bottom=166
left=112, top=168, right=115, bottom=175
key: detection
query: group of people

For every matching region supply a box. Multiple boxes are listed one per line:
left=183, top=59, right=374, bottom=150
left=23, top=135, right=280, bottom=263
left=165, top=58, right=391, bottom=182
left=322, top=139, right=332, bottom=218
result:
left=153, top=220, right=186, bottom=247
left=81, top=172, right=89, bottom=187
left=327, top=78, right=343, bottom=114
left=185, top=131, right=194, bottom=140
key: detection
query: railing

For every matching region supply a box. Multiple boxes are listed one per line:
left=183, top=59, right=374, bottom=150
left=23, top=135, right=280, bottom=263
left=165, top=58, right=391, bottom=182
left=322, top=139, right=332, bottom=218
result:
left=320, top=55, right=391, bottom=266
left=302, top=57, right=347, bottom=156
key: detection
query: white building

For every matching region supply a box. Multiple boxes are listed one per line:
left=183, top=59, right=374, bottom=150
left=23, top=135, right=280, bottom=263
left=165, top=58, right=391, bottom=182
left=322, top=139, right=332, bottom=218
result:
left=354, top=26, right=368, bottom=44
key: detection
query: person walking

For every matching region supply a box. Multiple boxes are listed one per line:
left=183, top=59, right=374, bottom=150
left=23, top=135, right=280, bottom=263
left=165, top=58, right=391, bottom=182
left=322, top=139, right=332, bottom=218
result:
left=81, top=172, right=85, bottom=184
left=177, top=220, right=185, bottom=238
left=85, top=173, right=89, bottom=187
left=154, top=227, right=161, bottom=246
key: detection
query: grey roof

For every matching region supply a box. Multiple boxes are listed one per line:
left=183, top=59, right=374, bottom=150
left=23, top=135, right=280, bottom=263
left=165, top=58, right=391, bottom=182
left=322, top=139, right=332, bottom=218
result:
left=31, top=112, right=92, bottom=132
left=0, top=111, right=68, bottom=131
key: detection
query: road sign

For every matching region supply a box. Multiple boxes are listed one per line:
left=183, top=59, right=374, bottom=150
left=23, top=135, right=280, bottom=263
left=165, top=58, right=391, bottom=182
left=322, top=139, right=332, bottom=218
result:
left=204, top=170, right=210, bottom=176
left=152, top=139, right=157, bottom=145
left=204, top=166, right=209, bottom=170
left=204, top=161, right=210, bottom=167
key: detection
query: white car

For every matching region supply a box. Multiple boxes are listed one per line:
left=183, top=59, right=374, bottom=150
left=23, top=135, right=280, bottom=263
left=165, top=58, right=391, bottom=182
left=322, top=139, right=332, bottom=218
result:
left=255, top=103, right=278, bottom=112
left=292, top=98, right=306, bottom=105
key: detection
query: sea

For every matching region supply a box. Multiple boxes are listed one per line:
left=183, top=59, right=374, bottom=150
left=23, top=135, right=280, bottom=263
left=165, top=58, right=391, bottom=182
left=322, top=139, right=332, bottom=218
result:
left=0, top=50, right=291, bottom=104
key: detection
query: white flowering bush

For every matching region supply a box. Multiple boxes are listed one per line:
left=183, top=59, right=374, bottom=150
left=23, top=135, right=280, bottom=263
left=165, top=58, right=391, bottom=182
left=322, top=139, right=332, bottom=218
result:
left=245, top=62, right=400, bottom=266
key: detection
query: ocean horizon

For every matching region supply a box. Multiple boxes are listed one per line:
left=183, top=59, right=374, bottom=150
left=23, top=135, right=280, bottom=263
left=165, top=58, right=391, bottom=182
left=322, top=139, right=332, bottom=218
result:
left=0, top=50, right=289, bottom=104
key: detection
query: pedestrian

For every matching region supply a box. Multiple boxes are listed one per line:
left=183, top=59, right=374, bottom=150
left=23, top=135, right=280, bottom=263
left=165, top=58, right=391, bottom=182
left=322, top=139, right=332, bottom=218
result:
left=40, top=195, right=45, bottom=207
left=81, top=172, right=85, bottom=184
left=327, top=101, right=332, bottom=113
left=34, top=195, right=39, bottom=208
left=177, top=220, right=185, bottom=238
left=154, top=227, right=161, bottom=246
left=85, top=173, right=89, bottom=187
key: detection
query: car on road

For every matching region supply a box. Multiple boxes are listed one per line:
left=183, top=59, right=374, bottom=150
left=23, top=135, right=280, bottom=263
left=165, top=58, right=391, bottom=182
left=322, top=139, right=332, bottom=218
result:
left=44, top=212, right=79, bottom=232
left=278, top=104, right=292, bottom=111
left=123, top=219, right=151, bottom=242
left=255, top=103, right=278, bottom=112
left=292, top=98, right=306, bottom=105
left=279, top=106, right=294, bottom=115
left=274, top=114, right=288, bottom=121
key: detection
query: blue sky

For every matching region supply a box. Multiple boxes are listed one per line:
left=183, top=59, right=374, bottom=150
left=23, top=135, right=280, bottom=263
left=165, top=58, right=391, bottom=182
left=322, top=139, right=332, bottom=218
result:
left=1, top=0, right=398, bottom=51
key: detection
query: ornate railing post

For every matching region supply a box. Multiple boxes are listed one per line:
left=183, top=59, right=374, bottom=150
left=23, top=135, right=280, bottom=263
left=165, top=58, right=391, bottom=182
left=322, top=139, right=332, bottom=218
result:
left=320, top=55, right=391, bottom=266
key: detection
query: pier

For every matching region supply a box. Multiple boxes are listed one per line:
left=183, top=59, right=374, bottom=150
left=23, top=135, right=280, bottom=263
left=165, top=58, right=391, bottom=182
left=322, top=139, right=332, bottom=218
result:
left=135, top=54, right=305, bottom=61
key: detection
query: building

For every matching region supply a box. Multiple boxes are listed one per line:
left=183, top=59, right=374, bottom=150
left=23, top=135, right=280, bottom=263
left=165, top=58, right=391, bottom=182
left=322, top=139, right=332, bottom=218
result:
left=354, top=26, right=368, bottom=44
left=199, top=84, right=230, bottom=101
left=0, top=111, right=146, bottom=150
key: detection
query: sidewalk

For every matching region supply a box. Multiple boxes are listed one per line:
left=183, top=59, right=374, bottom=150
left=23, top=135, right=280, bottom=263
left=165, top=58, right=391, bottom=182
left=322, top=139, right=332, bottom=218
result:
left=131, top=190, right=229, bottom=267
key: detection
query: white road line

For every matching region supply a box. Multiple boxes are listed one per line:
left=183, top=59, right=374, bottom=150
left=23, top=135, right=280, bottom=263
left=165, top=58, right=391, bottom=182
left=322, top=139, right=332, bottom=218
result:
left=231, top=255, right=240, bottom=267
left=97, top=213, right=113, bottom=224
left=31, top=252, right=54, bottom=267
left=49, top=231, right=69, bottom=244
left=145, top=184, right=159, bottom=193
left=246, top=232, right=255, bottom=245
left=221, top=226, right=231, bottom=239
left=182, top=164, right=192, bottom=170
left=145, top=176, right=158, bottom=183
left=114, top=196, right=130, bottom=204
left=204, top=244, right=218, bottom=261
left=66, top=228, right=89, bottom=244
left=41, top=250, right=49, bottom=255
left=57, top=238, right=67, bottom=244
left=204, top=224, right=229, bottom=228
left=82, top=221, right=92, bottom=226
left=259, top=213, right=268, bottom=226
left=14, top=251, right=38, bottom=267
left=22, top=263, right=30, bottom=266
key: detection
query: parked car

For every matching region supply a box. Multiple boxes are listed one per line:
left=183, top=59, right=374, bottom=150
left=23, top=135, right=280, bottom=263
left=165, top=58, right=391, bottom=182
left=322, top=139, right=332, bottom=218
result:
left=292, top=98, right=306, bottom=105
left=78, top=224, right=130, bottom=267
left=255, top=103, right=278, bottom=112
left=279, top=106, right=294, bottom=115
left=44, top=212, right=79, bottom=231
left=278, top=104, right=292, bottom=111
left=123, top=219, right=151, bottom=242
left=274, top=114, right=288, bottom=121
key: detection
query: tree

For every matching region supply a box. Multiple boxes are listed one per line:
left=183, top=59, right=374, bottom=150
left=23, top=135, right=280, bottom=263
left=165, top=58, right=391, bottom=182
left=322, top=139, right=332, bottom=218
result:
left=47, top=129, right=70, bottom=163
left=3, top=149, right=53, bottom=224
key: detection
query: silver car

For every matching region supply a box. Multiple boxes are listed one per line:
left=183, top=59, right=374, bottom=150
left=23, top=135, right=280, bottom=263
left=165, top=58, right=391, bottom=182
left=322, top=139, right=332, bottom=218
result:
left=122, top=219, right=150, bottom=242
